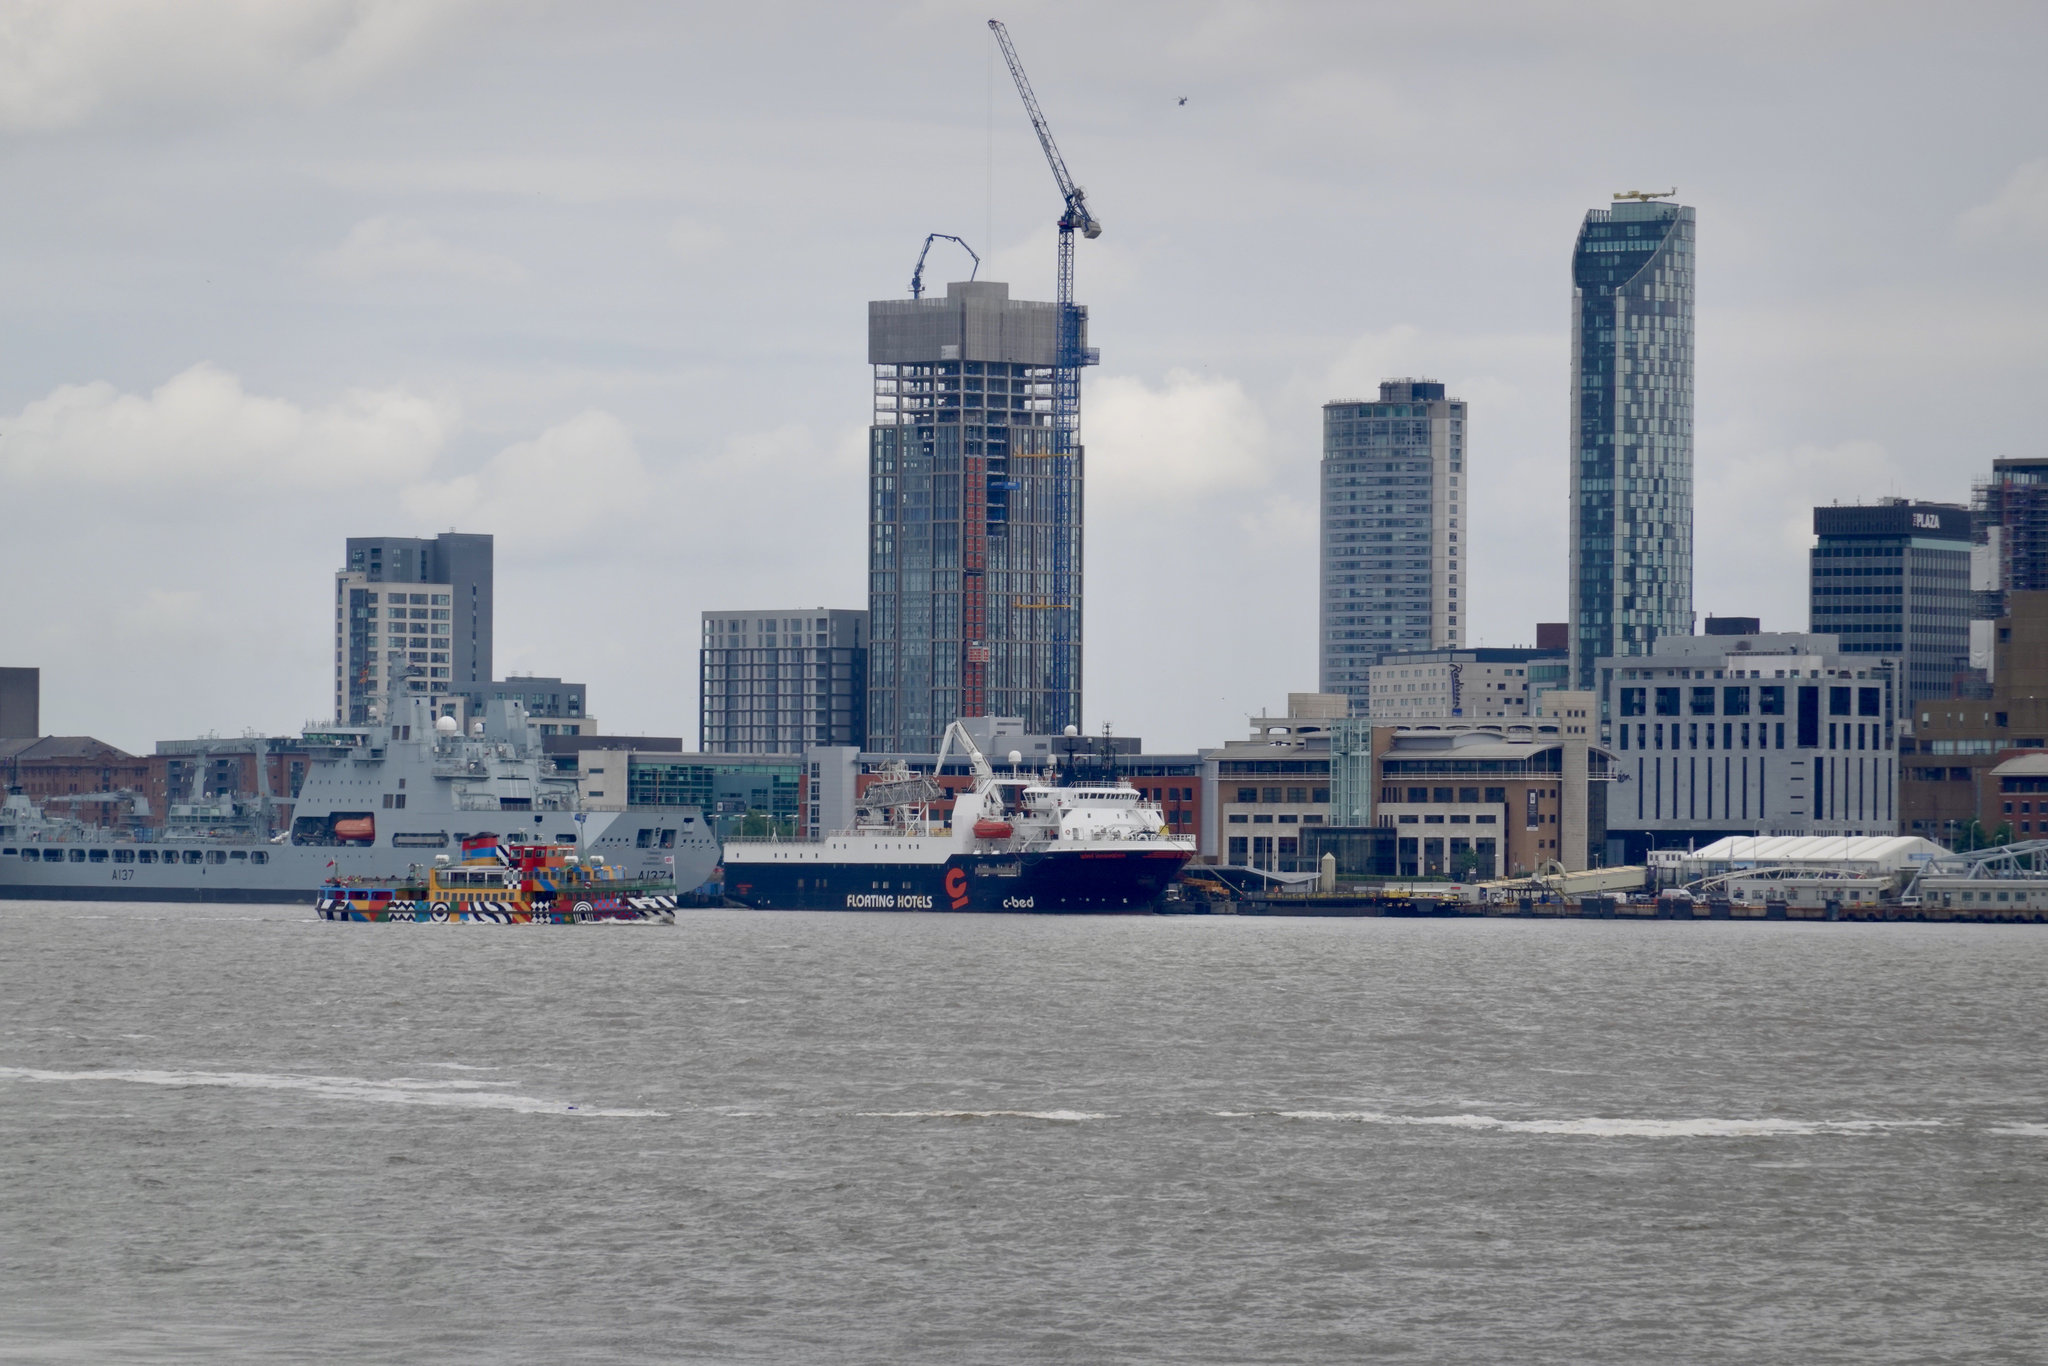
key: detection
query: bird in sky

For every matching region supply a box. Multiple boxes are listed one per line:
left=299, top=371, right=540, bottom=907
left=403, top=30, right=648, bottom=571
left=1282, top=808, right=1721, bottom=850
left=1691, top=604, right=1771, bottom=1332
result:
left=1178, top=96, right=1187, bottom=105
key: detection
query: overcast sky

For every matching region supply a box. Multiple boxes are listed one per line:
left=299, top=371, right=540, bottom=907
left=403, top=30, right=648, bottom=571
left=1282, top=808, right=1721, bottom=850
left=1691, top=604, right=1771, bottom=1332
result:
left=3, top=0, right=2044, bottom=754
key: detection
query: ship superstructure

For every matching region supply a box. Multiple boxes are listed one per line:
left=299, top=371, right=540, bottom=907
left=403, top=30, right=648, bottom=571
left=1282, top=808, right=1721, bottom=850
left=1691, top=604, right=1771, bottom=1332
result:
left=317, top=836, right=677, bottom=924
left=723, top=721, right=1192, bottom=912
left=0, top=699, right=717, bottom=903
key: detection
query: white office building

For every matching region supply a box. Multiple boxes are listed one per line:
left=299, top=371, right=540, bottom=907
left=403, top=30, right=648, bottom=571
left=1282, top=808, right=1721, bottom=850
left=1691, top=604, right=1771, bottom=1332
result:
left=1600, top=629, right=1899, bottom=860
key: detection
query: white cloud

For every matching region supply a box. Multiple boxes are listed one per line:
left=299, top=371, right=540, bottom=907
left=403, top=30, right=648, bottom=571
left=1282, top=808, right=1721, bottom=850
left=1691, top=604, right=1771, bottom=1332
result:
left=1695, top=431, right=1908, bottom=631
left=317, top=216, right=525, bottom=283
left=667, top=216, right=727, bottom=260
left=1957, top=160, right=2048, bottom=247
left=400, top=410, right=653, bottom=547
left=0, top=363, right=453, bottom=488
left=0, top=0, right=478, bottom=130
left=1087, top=369, right=1271, bottom=506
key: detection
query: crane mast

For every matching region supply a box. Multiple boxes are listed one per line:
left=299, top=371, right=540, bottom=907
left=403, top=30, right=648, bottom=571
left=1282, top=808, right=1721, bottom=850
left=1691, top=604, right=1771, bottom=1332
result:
left=988, top=16, right=1097, bottom=733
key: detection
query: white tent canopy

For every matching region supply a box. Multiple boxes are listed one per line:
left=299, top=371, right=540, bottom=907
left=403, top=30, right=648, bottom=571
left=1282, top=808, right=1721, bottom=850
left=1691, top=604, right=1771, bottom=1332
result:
left=1681, top=835, right=1947, bottom=873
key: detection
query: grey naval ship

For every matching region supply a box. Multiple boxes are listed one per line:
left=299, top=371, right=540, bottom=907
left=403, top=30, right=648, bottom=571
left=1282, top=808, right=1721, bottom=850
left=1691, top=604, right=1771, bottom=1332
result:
left=0, top=699, right=719, bottom=903
left=723, top=721, right=1195, bottom=913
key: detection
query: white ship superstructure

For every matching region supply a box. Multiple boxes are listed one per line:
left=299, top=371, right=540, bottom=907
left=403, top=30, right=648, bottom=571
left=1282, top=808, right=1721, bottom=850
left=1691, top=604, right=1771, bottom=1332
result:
left=724, top=722, right=1193, bottom=912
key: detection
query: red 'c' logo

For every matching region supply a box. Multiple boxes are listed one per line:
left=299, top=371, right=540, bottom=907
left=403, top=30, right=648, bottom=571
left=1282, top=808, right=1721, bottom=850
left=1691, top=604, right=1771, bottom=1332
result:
left=944, top=867, right=968, bottom=906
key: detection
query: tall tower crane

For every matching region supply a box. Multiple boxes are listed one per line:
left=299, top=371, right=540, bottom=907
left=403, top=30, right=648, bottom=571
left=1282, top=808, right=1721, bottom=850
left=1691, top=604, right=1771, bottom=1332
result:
left=988, top=16, right=1099, bottom=731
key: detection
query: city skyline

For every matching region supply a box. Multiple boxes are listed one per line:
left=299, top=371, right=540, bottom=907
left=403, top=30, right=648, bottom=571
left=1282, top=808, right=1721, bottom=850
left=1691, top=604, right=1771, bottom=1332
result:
left=0, top=3, right=2041, bottom=754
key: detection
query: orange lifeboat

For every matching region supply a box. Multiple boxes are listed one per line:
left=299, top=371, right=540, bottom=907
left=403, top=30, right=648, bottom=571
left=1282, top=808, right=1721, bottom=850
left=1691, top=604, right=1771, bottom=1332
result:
left=333, top=816, right=376, bottom=842
left=972, top=819, right=1014, bottom=841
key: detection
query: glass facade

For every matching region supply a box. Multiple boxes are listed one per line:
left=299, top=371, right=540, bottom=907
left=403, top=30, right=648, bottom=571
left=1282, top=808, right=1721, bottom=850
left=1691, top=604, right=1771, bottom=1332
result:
left=867, top=282, right=1082, bottom=751
left=1810, top=502, right=1971, bottom=710
left=1569, top=201, right=1695, bottom=689
left=1320, top=380, right=1464, bottom=712
left=627, top=757, right=801, bottom=838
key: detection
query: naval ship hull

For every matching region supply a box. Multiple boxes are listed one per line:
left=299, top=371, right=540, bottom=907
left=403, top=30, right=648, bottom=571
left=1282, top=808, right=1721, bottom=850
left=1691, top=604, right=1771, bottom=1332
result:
left=725, top=845, right=1193, bottom=914
left=0, top=809, right=717, bottom=905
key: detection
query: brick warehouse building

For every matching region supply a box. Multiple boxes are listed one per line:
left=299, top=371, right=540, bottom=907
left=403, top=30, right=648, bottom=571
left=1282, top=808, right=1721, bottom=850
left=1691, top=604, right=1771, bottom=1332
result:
left=1902, top=591, right=2048, bottom=843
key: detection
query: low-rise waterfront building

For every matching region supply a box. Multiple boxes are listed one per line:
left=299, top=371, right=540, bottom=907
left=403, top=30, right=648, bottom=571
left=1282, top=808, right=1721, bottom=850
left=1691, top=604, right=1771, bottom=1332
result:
left=1369, top=692, right=1606, bottom=878
left=1599, top=628, right=1900, bottom=861
left=1200, top=695, right=1344, bottom=872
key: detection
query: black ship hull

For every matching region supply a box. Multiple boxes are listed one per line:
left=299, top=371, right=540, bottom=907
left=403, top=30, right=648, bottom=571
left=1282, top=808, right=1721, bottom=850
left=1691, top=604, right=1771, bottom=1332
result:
left=725, top=847, right=1192, bottom=914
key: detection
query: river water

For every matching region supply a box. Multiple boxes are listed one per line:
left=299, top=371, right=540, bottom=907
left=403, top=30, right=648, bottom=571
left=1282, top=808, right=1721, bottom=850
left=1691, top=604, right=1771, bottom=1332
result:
left=3, top=902, right=2045, bottom=1363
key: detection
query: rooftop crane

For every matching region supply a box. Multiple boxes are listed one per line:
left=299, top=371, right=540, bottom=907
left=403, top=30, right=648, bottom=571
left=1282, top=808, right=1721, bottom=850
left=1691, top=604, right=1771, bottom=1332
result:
left=988, top=16, right=1098, bottom=731
left=909, top=232, right=980, bottom=300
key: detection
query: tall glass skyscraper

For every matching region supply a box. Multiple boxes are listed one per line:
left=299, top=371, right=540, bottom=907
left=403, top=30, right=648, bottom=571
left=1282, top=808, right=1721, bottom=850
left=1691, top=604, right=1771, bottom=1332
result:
left=866, top=281, right=1086, bottom=751
left=1568, top=197, right=1695, bottom=690
left=1319, top=379, right=1466, bottom=713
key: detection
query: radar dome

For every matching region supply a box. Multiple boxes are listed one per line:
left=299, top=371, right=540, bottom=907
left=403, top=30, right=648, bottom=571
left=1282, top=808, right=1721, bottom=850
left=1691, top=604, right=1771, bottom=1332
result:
left=470, top=720, right=485, bottom=736
left=435, top=715, right=459, bottom=735
left=1008, top=750, right=1023, bottom=766
left=1064, top=725, right=1078, bottom=737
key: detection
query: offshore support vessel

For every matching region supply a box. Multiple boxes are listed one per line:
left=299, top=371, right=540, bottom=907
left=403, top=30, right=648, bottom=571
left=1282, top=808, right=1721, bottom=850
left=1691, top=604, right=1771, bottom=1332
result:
left=316, top=835, right=677, bottom=923
left=0, top=699, right=717, bottom=903
left=722, top=721, right=1194, bottom=913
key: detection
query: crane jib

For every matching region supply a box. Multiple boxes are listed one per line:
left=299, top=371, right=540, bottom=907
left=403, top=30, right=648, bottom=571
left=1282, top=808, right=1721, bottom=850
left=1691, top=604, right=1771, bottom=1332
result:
left=989, top=17, right=1097, bottom=732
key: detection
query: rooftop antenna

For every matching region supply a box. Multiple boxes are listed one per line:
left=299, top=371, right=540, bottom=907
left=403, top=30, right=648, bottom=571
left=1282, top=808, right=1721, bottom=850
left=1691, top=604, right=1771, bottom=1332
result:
left=910, top=233, right=980, bottom=300
left=1613, top=187, right=1678, bottom=202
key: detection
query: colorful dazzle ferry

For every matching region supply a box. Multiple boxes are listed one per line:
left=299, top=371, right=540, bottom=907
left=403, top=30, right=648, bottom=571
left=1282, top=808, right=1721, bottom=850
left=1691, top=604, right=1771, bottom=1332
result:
left=316, top=835, right=677, bottom=924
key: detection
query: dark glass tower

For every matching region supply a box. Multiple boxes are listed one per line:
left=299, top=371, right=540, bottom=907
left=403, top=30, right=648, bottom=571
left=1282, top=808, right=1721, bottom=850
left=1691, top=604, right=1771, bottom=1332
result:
left=1568, top=197, right=1695, bottom=690
left=1810, top=501, right=1972, bottom=709
left=866, top=281, right=1086, bottom=751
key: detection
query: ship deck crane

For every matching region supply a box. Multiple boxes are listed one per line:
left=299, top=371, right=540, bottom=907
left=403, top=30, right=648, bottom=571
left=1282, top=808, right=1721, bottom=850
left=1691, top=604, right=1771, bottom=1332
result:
left=989, top=16, right=1098, bottom=732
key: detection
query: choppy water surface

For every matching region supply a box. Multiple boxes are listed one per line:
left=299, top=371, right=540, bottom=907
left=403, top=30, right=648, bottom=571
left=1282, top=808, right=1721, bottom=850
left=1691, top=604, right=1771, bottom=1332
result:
left=4, top=904, right=2046, bottom=1363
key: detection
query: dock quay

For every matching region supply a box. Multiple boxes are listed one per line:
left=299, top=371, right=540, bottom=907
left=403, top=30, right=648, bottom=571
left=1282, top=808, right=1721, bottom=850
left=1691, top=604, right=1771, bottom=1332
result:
left=1209, top=895, right=2048, bottom=923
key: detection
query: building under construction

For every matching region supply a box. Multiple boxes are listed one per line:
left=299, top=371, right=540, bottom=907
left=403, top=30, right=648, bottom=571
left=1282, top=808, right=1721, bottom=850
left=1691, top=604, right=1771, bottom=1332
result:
left=865, top=281, right=1086, bottom=751
left=1975, top=457, right=2048, bottom=614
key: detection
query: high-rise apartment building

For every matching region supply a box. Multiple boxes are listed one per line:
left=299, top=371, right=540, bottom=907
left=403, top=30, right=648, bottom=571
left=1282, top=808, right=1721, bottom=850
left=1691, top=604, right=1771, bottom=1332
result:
left=700, top=609, right=868, bottom=754
left=1320, top=379, right=1467, bottom=711
left=866, top=280, right=1087, bottom=750
left=1810, top=501, right=1971, bottom=709
left=335, top=533, right=492, bottom=725
left=0, top=668, right=37, bottom=739
left=1569, top=197, right=1696, bottom=689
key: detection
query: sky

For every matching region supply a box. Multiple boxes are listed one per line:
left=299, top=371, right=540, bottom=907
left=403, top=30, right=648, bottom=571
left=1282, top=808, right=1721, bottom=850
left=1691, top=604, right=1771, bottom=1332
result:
left=2, top=0, right=2044, bottom=755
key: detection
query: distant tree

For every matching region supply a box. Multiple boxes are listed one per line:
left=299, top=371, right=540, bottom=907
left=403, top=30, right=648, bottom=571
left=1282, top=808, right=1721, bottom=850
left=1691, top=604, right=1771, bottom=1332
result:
left=736, top=809, right=794, bottom=839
